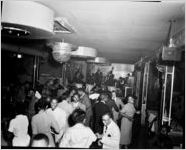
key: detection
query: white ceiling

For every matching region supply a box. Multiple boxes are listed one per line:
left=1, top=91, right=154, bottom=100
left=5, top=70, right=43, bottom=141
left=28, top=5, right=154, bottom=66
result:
left=38, top=0, right=185, bottom=63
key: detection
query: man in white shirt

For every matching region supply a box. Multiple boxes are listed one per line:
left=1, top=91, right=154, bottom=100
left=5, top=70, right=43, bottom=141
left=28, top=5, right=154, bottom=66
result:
left=59, top=109, right=97, bottom=148
left=46, top=98, right=68, bottom=144
left=31, top=99, right=60, bottom=147
left=58, top=94, right=74, bottom=118
left=96, top=112, right=120, bottom=149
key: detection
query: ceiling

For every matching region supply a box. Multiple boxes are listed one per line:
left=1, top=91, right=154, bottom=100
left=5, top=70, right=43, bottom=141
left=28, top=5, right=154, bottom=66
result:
left=3, top=0, right=185, bottom=64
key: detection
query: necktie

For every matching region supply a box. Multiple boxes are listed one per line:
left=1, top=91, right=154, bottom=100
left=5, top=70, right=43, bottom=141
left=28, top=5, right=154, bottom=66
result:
left=104, top=126, right=108, bottom=134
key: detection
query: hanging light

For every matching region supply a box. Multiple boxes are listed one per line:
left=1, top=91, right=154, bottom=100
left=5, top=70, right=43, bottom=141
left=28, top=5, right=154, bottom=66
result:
left=87, top=57, right=110, bottom=65
left=52, top=42, right=73, bottom=63
left=71, top=46, right=97, bottom=58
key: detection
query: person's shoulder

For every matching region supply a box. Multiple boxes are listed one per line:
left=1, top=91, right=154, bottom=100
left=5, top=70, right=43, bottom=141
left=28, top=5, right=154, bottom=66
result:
left=58, top=100, right=66, bottom=105
left=46, top=108, right=52, bottom=113
left=31, top=114, right=38, bottom=122
left=9, top=118, right=15, bottom=124
left=20, top=115, right=29, bottom=121
left=111, top=120, right=120, bottom=130
left=57, top=107, right=67, bottom=115
left=86, top=127, right=96, bottom=137
left=33, top=112, right=43, bottom=119
left=68, top=124, right=82, bottom=133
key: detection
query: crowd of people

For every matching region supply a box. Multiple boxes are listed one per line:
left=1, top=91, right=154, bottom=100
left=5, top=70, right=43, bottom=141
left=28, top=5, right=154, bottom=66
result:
left=1, top=78, right=138, bottom=149
left=87, top=68, right=133, bottom=88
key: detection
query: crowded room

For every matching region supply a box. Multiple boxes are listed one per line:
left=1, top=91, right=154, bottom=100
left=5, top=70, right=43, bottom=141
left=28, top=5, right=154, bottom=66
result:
left=1, top=0, right=185, bottom=149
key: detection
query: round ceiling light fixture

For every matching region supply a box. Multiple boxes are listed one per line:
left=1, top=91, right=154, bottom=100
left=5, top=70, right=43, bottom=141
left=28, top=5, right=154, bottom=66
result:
left=1, top=26, right=30, bottom=37
left=71, top=46, right=97, bottom=58
left=52, top=42, right=73, bottom=63
left=1, top=1, right=54, bottom=39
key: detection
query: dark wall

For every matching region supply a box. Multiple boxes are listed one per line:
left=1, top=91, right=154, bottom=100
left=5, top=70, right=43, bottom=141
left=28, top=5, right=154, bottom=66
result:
left=2, top=51, right=34, bottom=85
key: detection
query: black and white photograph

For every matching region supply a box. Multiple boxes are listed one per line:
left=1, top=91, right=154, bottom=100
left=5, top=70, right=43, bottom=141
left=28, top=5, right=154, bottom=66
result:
left=1, top=0, right=185, bottom=149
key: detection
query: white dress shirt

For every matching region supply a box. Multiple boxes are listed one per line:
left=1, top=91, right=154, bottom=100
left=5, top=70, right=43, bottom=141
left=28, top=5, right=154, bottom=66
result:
left=8, top=115, right=30, bottom=147
left=59, top=123, right=97, bottom=148
left=47, top=107, right=68, bottom=142
left=101, top=120, right=120, bottom=149
left=58, top=100, right=74, bottom=117
left=31, top=110, right=60, bottom=147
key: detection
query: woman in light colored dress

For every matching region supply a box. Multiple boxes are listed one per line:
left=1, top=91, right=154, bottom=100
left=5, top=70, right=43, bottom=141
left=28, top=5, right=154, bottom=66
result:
left=8, top=102, right=30, bottom=147
left=120, top=95, right=136, bottom=148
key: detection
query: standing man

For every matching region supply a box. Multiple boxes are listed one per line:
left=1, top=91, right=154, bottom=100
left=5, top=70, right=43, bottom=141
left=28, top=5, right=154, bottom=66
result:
left=96, top=112, right=120, bottom=149
left=92, top=92, right=111, bottom=134
left=94, top=68, right=103, bottom=86
left=46, top=98, right=68, bottom=145
left=103, top=92, right=119, bottom=120
left=31, top=98, right=60, bottom=147
left=78, top=88, right=93, bottom=127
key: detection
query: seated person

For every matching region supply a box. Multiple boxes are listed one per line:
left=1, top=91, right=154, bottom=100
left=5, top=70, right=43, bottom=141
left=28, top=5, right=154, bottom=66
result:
left=148, top=124, right=173, bottom=149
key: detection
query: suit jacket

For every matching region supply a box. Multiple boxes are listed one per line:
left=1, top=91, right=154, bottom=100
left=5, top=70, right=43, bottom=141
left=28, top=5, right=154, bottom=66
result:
left=101, top=120, right=120, bottom=149
left=106, top=99, right=119, bottom=112
left=92, top=101, right=111, bottom=134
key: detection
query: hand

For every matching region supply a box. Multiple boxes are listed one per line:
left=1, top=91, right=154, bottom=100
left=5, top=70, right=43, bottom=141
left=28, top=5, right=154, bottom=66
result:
left=95, top=133, right=103, bottom=139
left=98, top=140, right=102, bottom=146
left=136, top=111, right=141, bottom=114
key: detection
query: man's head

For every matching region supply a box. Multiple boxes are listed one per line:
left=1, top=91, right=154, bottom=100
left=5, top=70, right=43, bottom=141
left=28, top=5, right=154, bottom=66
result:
left=127, top=95, right=135, bottom=104
left=160, top=124, right=171, bottom=135
left=50, top=98, right=58, bottom=110
left=102, top=112, right=112, bottom=126
left=34, top=98, right=48, bottom=113
left=30, top=134, right=49, bottom=147
left=71, top=108, right=86, bottom=124
left=100, top=92, right=108, bottom=102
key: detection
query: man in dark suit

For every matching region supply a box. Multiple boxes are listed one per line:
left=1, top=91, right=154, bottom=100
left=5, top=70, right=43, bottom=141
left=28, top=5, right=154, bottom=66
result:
left=92, top=92, right=111, bottom=134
